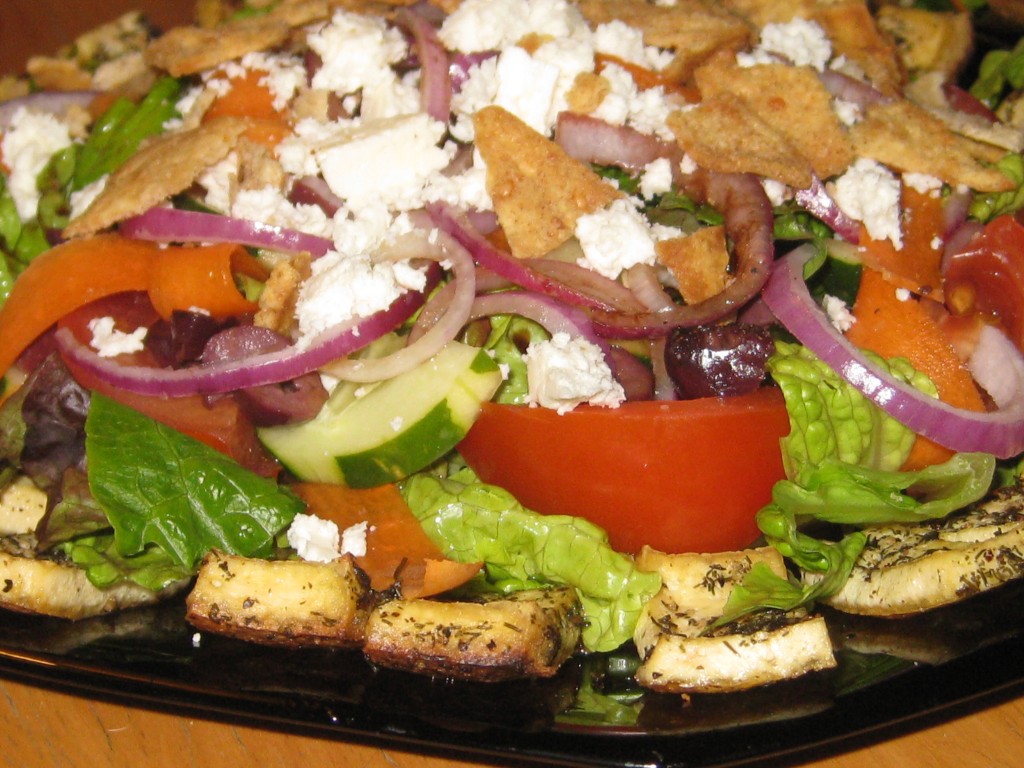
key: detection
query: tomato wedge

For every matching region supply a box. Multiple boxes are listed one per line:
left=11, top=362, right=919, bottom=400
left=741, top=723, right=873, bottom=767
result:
left=457, top=388, right=790, bottom=555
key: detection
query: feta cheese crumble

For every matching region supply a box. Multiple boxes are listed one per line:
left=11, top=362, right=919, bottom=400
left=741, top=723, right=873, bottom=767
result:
left=87, top=316, right=148, bottom=357
left=575, top=198, right=658, bottom=279
left=1, top=107, right=74, bottom=220
left=822, top=295, right=856, bottom=332
left=524, top=332, right=625, bottom=413
left=830, top=158, right=903, bottom=249
left=740, top=19, right=832, bottom=71
left=286, top=513, right=341, bottom=562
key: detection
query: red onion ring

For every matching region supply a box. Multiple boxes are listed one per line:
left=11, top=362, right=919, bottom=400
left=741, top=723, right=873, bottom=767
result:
left=818, top=69, right=890, bottom=109
left=121, top=207, right=333, bottom=257
left=54, top=273, right=435, bottom=398
left=554, top=112, right=679, bottom=174
left=762, top=243, right=1024, bottom=458
left=396, top=7, right=451, bottom=122
left=467, top=291, right=608, bottom=352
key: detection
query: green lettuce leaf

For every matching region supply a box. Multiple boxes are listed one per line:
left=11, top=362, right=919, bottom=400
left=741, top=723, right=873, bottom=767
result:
left=401, top=467, right=661, bottom=653
left=85, top=393, right=304, bottom=574
left=60, top=533, right=191, bottom=592
left=768, top=340, right=932, bottom=481
left=968, top=153, right=1024, bottom=223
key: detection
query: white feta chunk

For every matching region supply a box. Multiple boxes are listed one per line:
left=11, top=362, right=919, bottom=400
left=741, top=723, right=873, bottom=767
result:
left=307, top=10, right=408, bottom=97
left=575, top=198, right=657, bottom=279
left=87, top=316, right=148, bottom=358
left=494, top=46, right=560, bottom=135
left=439, top=0, right=587, bottom=53
left=340, top=521, right=370, bottom=558
left=754, top=19, right=832, bottom=71
left=822, top=295, right=856, bottom=333
left=286, top=513, right=341, bottom=563
left=640, top=158, right=673, bottom=199
left=525, top=333, right=625, bottom=413
left=830, top=158, right=903, bottom=249
left=1, top=107, right=74, bottom=220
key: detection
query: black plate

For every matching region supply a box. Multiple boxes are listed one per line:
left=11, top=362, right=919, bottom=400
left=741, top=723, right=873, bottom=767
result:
left=1, top=577, right=1024, bottom=767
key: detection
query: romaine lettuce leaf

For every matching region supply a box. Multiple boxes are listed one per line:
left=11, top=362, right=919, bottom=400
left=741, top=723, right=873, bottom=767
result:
left=401, top=467, right=661, bottom=653
left=768, top=340, right=931, bottom=481
left=85, top=393, right=304, bottom=574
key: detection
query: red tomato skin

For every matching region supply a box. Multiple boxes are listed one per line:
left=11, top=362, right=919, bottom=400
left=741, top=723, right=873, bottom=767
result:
left=457, top=388, right=790, bottom=555
left=944, top=215, right=1024, bottom=350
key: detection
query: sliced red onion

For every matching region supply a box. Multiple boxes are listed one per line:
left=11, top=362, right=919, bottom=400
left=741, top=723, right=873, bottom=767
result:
left=818, top=69, right=890, bottom=108
left=0, top=91, right=100, bottom=130
left=54, top=283, right=431, bottom=398
left=427, top=203, right=624, bottom=311
left=649, top=337, right=677, bottom=401
left=529, top=258, right=646, bottom=312
left=290, top=175, right=345, bottom=217
left=942, top=83, right=999, bottom=122
left=606, top=345, right=654, bottom=401
left=621, top=263, right=676, bottom=312
left=396, top=8, right=451, bottom=122
left=554, top=112, right=679, bottom=174
left=121, top=207, right=333, bottom=257
left=762, top=243, right=1024, bottom=458
left=322, top=231, right=476, bottom=382
left=941, top=187, right=972, bottom=240
left=794, top=176, right=860, bottom=243
left=586, top=170, right=776, bottom=338
left=467, top=291, right=607, bottom=352
left=942, top=220, right=983, bottom=274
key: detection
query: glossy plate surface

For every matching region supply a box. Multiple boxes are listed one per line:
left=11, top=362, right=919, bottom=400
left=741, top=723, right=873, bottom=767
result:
left=0, top=579, right=1023, bottom=767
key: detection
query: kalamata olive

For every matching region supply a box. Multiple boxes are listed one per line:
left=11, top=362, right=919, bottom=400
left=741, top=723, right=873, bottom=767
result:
left=664, top=323, right=774, bottom=399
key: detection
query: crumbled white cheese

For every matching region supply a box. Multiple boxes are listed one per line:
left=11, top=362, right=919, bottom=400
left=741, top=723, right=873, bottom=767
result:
left=750, top=19, right=832, bottom=71
left=593, top=20, right=673, bottom=72
left=761, top=178, right=790, bottom=207
left=314, top=114, right=453, bottom=214
left=494, top=46, right=560, bottom=135
left=340, top=521, right=370, bottom=558
left=198, top=152, right=238, bottom=213
left=895, top=287, right=912, bottom=302
left=294, top=249, right=422, bottom=346
left=592, top=63, right=674, bottom=140
left=639, top=158, right=673, bottom=199
left=439, top=0, right=587, bottom=53
left=903, top=172, right=944, bottom=195
left=87, top=316, right=148, bottom=358
left=306, top=9, right=411, bottom=118
left=286, top=513, right=341, bottom=563
left=532, top=35, right=597, bottom=131
left=930, top=235, right=943, bottom=251
left=575, top=198, right=657, bottom=279
left=830, top=158, right=903, bottom=249
left=679, top=153, right=698, bottom=175
left=832, top=98, right=862, bottom=127
left=1, top=107, right=74, bottom=220
left=232, top=185, right=334, bottom=240
left=524, top=332, right=625, bottom=413
left=69, top=175, right=108, bottom=220
left=822, top=295, right=856, bottom=333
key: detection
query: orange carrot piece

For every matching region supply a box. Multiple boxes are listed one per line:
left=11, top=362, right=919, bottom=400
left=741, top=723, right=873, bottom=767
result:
left=203, top=69, right=291, bottom=147
left=292, top=483, right=482, bottom=599
left=148, top=243, right=268, bottom=320
left=0, top=234, right=161, bottom=376
left=846, top=267, right=985, bottom=469
left=857, top=187, right=946, bottom=300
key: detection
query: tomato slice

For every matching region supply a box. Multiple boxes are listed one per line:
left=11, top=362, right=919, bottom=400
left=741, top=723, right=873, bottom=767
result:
left=457, top=388, right=790, bottom=555
left=944, top=214, right=1024, bottom=351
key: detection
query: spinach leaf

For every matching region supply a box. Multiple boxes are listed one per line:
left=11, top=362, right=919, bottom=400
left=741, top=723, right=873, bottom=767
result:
left=85, top=393, right=303, bottom=571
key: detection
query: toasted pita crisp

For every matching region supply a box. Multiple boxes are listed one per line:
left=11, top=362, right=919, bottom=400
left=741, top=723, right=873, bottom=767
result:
left=668, top=97, right=814, bottom=188
left=851, top=100, right=1014, bottom=192
left=566, top=71, right=612, bottom=115
left=64, top=116, right=249, bottom=238
left=145, top=17, right=292, bottom=77
left=473, top=105, right=622, bottom=259
left=695, top=57, right=853, bottom=182
left=721, top=0, right=903, bottom=95
left=576, top=0, right=752, bottom=82
left=655, top=226, right=731, bottom=305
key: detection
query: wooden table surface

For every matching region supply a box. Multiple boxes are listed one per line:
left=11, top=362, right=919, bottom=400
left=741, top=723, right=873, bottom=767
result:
left=2, top=1, right=1024, bottom=765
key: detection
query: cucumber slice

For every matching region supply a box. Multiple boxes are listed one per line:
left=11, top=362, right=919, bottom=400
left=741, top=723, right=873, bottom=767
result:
left=258, top=341, right=502, bottom=487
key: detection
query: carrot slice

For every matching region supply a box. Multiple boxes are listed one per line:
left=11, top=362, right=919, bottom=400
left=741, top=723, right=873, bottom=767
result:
left=203, top=69, right=291, bottom=147
left=857, top=187, right=946, bottom=300
left=0, top=234, right=161, bottom=376
left=292, top=483, right=482, bottom=599
left=148, top=243, right=268, bottom=320
left=846, top=266, right=985, bottom=469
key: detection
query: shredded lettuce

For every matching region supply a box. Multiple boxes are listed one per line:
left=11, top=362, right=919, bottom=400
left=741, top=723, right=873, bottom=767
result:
left=969, top=153, right=1024, bottom=223
left=401, top=467, right=661, bottom=653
